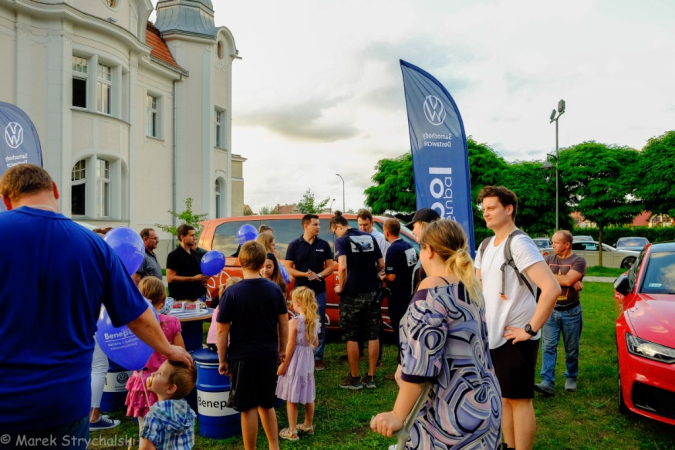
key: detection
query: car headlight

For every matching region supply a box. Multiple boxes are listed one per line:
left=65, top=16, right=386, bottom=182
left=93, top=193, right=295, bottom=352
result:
left=625, top=333, right=675, bottom=364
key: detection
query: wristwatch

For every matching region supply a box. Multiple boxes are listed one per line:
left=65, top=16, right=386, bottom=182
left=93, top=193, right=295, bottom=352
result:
left=317, top=274, right=322, bottom=281
left=524, top=323, right=537, bottom=336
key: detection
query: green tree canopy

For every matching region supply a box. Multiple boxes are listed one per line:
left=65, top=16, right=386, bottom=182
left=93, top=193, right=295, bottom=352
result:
left=297, top=189, right=330, bottom=214
left=364, top=153, right=415, bottom=214
left=636, top=130, right=675, bottom=217
left=467, top=138, right=508, bottom=225
left=559, top=141, right=643, bottom=265
left=500, top=160, right=569, bottom=235
left=155, top=197, right=208, bottom=244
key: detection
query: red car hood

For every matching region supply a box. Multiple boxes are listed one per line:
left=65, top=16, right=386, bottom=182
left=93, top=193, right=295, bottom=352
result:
left=626, top=294, right=675, bottom=347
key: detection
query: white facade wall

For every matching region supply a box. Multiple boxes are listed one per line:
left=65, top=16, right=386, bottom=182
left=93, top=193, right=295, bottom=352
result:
left=0, top=0, right=243, bottom=266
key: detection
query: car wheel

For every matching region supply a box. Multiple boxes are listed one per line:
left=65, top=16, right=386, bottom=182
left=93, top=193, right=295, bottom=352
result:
left=621, top=257, right=636, bottom=269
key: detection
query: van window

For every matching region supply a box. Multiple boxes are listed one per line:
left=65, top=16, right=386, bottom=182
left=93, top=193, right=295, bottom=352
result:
left=213, top=221, right=261, bottom=256
left=263, top=219, right=302, bottom=259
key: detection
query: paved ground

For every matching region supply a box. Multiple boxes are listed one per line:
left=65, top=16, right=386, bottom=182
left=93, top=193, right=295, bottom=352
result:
left=585, top=276, right=616, bottom=283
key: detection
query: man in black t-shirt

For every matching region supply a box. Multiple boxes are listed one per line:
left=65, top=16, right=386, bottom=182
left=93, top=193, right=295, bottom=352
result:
left=380, top=218, right=417, bottom=372
left=217, top=240, right=288, bottom=448
left=166, top=224, right=207, bottom=301
left=284, top=214, right=334, bottom=370
left=330, top=211, right=384, bottom=390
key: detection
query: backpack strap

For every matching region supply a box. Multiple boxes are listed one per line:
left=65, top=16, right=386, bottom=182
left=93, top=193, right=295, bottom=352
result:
left=478, top=237, right=491, bottom=260
left=499, top=230, right=536, bottom=300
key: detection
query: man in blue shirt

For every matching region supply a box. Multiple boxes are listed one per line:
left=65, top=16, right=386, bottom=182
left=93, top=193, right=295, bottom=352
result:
left=330, top=211, right=384, bottom=390
left=380, top=218, right=417, bottom=378
left=284, top=214, right=334, bottom=370
left=0, top=165, right=191, bottom=448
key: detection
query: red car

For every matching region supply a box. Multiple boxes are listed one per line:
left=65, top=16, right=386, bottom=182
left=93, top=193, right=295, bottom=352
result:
left=197, top=214, right=419, bottom=331
left=614, top=242, right=675, bottom=425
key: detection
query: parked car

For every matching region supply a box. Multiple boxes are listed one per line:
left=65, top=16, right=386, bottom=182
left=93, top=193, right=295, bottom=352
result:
left=573, top=235, right=594, bottom=242
left=532, top=237, right=552, bottom=250
left=197, top=214, right=420, bottom=331
left=572, top=241, right=639, bottom=268
left=614, top=242, right=675, bottom=426
left=615, top=237, right=649, bottom=253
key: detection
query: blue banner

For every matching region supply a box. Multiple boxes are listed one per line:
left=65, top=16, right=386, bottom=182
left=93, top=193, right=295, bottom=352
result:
left=0, top=102, right=43, bottom=212
left=400, top=60, right=474, bottom=253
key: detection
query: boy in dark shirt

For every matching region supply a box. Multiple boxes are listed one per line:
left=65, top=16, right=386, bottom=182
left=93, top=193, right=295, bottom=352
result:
left=217, top=241, right=289, bottom=450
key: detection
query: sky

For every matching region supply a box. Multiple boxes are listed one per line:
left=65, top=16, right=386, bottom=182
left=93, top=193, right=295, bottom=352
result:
left=154, top=0, right=675, bottom=213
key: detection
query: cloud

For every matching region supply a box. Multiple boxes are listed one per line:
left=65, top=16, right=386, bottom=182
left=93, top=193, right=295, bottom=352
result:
left=236, top=97, right=360, bottom=143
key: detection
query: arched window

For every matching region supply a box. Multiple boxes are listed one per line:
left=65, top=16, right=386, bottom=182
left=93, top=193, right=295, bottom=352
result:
left=102, top=0, right=118, bottom=8
left=71, top=156, right=123, bottom=218
left=215, top=179, right=222, bottom=218
left=217, top=41, right=223, bottom=59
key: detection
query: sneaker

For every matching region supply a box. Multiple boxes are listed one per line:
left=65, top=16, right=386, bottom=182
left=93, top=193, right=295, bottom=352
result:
left=534, top=382, right=555, bottom=397
left=362, top=374, right=376, bottom=389
left=279, top=428, right=299, bottom=441
left=565, top=378, right=577, bottom=391
left=388, top=445, right=398, bottom=450
left=90, top=416, right=120, bottom=431
left=315, top=360, right=326, bottom=371
left=339, top=375, right=363, bottom=390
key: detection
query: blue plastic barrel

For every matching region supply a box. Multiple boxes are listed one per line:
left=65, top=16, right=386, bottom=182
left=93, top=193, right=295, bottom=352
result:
left=193, top=348, right=241, bottom=439
left=100, top=359, right=132, bottom=413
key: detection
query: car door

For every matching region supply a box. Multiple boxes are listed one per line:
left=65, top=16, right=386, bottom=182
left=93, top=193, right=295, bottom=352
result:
left=572, top=242, right=598, bottom=266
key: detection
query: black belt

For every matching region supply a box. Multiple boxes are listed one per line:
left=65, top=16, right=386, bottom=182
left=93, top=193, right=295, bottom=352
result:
left=555, top=301, right=580, bottom=311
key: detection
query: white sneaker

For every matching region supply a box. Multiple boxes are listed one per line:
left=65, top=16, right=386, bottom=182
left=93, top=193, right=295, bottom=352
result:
left=388, top=445, right=398, bottom=450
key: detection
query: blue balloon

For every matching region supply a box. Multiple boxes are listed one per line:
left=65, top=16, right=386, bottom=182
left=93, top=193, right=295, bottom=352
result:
left=237, top=224, right=258, bottom=246
left=201, top=251, right=226, bottom=277
left=104, top=227, right=145, bottom=275
left=280, top=263, right=291, bottom=284
left=95, top=302, right=159, bottom=371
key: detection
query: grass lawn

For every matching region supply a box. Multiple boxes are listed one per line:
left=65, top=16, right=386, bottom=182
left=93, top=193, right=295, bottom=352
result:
left=585, top=266, right=626, bottom=278
left=91, top=282, right=675, bottom=449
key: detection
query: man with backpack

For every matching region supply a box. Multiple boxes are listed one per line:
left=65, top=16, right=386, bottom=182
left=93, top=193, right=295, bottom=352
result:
left=475, top=186, right=560, bottom=450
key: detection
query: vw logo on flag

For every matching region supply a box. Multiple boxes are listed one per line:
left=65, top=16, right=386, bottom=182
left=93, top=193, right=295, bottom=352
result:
left=5, top=122, right=24, bottom=149
left=423, top=95, right=446, bottom=126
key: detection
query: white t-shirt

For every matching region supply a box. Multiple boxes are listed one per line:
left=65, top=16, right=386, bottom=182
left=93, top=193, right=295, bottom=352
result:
left=370, top=229, right=390, bottom=257
left=474, top=233, right=544, bottom=349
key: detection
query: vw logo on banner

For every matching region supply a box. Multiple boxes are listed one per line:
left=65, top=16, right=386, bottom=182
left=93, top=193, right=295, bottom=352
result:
left=423, top=95, right=446, bottom=126
left=5, top=122, right=24, bottom=149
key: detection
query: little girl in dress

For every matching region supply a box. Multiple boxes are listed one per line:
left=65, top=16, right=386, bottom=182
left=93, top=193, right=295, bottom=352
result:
left=276, top=287, right=320, bottom=441
left=125, top=277, right=185, bottom=439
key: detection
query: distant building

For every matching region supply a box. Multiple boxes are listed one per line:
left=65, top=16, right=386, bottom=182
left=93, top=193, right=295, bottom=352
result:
left=273, top=204, right=300, bottom=214
left=0, top=0, right=245, bottom=263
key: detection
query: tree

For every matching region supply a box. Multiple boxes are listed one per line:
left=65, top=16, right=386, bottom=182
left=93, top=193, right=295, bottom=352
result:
left=243, top=205, right=254, bottom=215
left=297, top=189, right=330, bottom=214
left=500, top=160, right=571, bottom=235
left=558, top=142, right=643, bottom=266
left=364, top=153, right=415, bottom=214
left=467, top=138, right=508, bottom=225
left=155, top=197, right=208, bottom=242
left=258, top=206, right=278, bottom=215
left=636, top=130, right=675, bottom=217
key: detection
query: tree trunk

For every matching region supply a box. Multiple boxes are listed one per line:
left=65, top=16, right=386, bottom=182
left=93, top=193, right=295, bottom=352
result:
left=598, top=226, right=603, bottom=267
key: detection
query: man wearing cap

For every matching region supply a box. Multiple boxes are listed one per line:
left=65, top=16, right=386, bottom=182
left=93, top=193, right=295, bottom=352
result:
left=405, top=208, right=440, bottom=293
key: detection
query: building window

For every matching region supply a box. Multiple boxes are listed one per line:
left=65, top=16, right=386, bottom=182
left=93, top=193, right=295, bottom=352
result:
left=96, top=159, right=111, bottom=217
left=102, top=0, right=118, bottom=8
left=71, top=160, right=86, bottom=215
left=217, top=41, right=223, bottom=59
left=147, top=95, right=158, bottom=137
left=97, top=64, right=112, bottom=115
left=215, top=110, right=224, bottom=148
left=72, top=56, right=88, bottom=108
left=215, top=180, right=222, bottom=218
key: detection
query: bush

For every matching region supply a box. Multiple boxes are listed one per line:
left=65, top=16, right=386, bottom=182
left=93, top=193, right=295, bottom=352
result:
left=571, top=226, right=675, bottom=245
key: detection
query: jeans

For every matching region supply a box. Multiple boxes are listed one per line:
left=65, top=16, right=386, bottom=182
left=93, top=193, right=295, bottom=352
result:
left=540, top=304, right=583, bottom=387
left=314, top=292, right=327, bottom=361
left=0, top=416, right=89, bottom=450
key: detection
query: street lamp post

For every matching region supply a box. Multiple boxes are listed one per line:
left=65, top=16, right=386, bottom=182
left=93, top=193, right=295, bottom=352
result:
left=336, top=174, right=345, bottom=211
left=329, top=198, right=335, bottom=213
left=549, top=99, right=565, bottom=231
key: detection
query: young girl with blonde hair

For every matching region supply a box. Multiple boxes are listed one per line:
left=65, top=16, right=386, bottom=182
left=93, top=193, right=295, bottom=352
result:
left=371, top=219, right=502, bottom=449
left=275, top=287, right=320, bottom=441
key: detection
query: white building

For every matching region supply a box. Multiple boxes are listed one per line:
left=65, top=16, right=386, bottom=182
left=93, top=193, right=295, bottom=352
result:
left=0, top=0, right=245, bottom=261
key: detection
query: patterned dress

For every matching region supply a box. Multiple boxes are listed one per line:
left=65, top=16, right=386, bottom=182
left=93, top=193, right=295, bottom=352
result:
left=399, top=282, right=502, bottom=449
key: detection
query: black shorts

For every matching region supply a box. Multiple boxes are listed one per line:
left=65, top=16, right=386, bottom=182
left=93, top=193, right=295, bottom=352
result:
left=490, top=339, right=540, bottom=399
left=339, top=292, right=381, bottom=342
left=227, top=358, right=277, bottom=411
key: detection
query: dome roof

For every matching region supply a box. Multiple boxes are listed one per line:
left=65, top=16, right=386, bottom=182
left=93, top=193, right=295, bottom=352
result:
left=155, top=0, right=217, bottom=38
